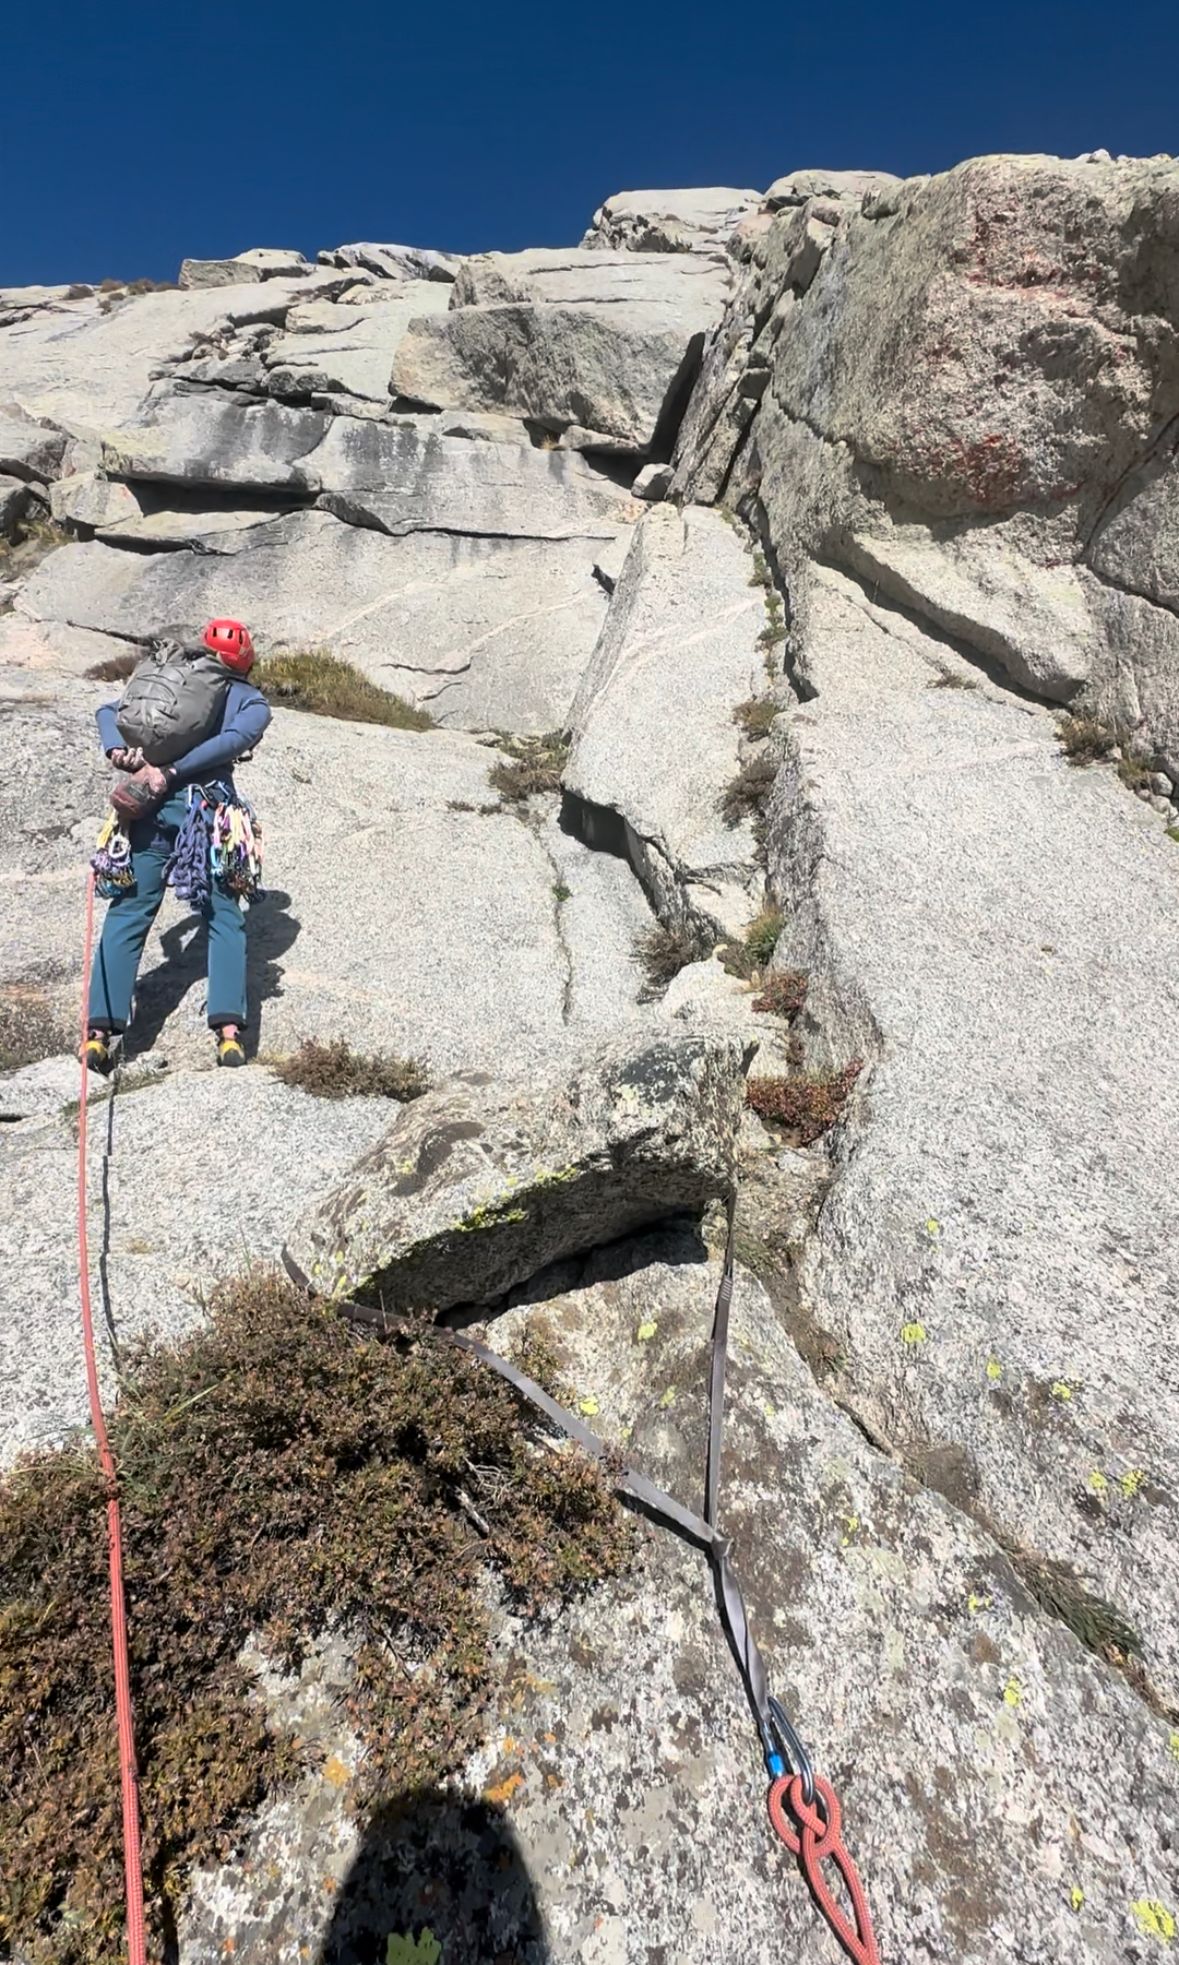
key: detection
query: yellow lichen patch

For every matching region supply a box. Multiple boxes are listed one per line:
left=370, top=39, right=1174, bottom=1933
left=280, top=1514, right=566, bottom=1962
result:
left=1087, top=1470, right=1109, bottom=1495
left=578, top=1396, right=600, bottom=1417
left=659, top=1386, right=677, bottom=1409
left=1169, top=1732, right=1179, bottom=1764
left=484, top=1770, right=525, bottom=1807
left=1131, top=1899, right=1175, bottom=1943
left=985, top=1357, right=1002, bottom=1382
left=967, top=1593, right=992, bottom=1614
left=925, top=1218, right=941, bottom=1237
left=1069, top=1886, right=1085, bottom=1912
left=840, top=1513, right=860, bottom=1548
left=636, top=1320, right=658, bottom=1342
left=534, top=1164, right=579, bottom=1187
left=322, top=1754, right=352, bottom=1788
left=1002, top=1677, right=1022, bottom=1708
left=1050, top=1381, right=1074, bottom=1401
left=901, top=1322, right=928, bottom=1345
left=456, top=1202, right=528, bottom=1233
left=1120, top=1469, right=1145, bottom=1499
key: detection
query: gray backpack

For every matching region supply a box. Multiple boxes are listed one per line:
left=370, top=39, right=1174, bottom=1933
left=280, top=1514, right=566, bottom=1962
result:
left=116, top=637, right=231, bottom=765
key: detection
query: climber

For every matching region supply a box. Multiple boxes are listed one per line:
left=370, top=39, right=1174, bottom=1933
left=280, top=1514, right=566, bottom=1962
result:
left=83, top=619, right=271, bottom=1073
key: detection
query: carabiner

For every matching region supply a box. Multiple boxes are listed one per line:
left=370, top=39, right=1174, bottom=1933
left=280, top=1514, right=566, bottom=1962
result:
left=764, top=1695, right=816, bottom=1806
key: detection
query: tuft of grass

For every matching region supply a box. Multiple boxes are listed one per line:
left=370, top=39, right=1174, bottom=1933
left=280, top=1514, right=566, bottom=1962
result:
left=748, top=550, right=773, bottom=591
left=85, top=651, right=140, bottom=683
left=1013, top=1551, right=1142, bottom=1661
left=1166, top=825, right=1179, bottom=844
left=1057, top=715, right=1117, bottom=766
left=719, top=753, right=777, bottom=828
left=0, top=990, right=72, bottom=1073
left=486, top=732, right=569, bottom=804
left=746, top=1059, right=863, bottom=1146
left=1116, top=746, right=1153, bottom=792
left=633, top=922, right=701, bottom=1001
left=0, top=516, right=72, bottom=579
left=734, top=696, right=779, bottom=740
left=0, top=1272, right=629, bottom=1965
left=255, top=650, right=435, bottom=730
left=552, top=882, right=572, bottom=903
left=929, top=668, right=978, bottom=690
left=274, top=1038, right=429, bottom=1103
left=717, top=906, right=784, bottom=980
left=96, top=278, right=177, bottom=313
left=752, top=968, right=808, bottom=1019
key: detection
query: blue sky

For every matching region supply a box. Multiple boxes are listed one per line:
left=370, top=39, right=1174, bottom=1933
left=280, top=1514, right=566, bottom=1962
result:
left=5, top=0, right=1177, bottom=285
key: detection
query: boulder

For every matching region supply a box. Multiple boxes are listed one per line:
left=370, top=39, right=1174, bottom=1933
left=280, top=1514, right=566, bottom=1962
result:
left=101, top=393, right=334, bottom=492
left=632, top=461, right=672, bottom=500
left=316, top=241, right=462, bottom=283
left=762, top=166, right=901, bottom=209
left=766, top=562, right=1179, bottom=1704
left=283, top=1027, right=748, bottom=1312
left=179, top=249, right=312, bottom=290
left=0, top=473, right=35, bottom=539
left=48, top=470, right=142, bottom=531
left=0, top=402, right=71, bottom=483
left=565, top=504, right=765, bottom=937
left=260, top=283, right=452, bottom=402
left=392, top=301, right=711, bottom=454
left=581, top=186, right=762, bottom=254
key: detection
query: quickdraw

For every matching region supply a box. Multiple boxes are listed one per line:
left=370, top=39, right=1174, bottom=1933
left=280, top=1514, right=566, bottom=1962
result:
left=91, top=811, right=135, bottom=898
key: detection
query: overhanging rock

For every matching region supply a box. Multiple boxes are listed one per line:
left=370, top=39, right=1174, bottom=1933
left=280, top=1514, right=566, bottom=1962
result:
left=283, top=1028, right=750, bottom=1316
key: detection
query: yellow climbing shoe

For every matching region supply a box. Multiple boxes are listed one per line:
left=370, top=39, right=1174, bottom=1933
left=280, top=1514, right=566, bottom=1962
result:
left=82, top=1032, right=114, bottom=1076
left=216, top=1032, right=246, bottom=1069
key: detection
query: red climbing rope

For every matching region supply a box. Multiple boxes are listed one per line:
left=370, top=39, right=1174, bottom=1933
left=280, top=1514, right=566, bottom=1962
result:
left=78, top=868, right=149, bottom=1965
left=768, top=1773, right=881, bottom=1965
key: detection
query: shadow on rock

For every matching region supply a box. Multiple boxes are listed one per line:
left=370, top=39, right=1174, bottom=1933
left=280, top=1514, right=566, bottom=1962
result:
left=124, top=888, right=300, bottom=1060
left=319, top=1789, right=549, bottom=1965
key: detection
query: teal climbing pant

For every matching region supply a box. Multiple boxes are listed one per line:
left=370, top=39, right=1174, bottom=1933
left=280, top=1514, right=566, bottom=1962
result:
left=88, top=789, right=248, bottom=1032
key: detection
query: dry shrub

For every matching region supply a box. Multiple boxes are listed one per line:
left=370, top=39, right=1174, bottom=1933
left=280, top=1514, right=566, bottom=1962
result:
left=746, top=1059, right=862, bottom=1146
left=85, top=651, right=140, bottom=683
left=734, top=696, right=778, bottom=739
left=256, top=650, right=434, bottom=730
left=719, top=753, right=776, bottom=828
left=752, top=969, right=807, bottom=1019
left=633, top=923, right=700, bottom=1001
left=0, top=1273, right=629, bottom=1964
left=487, top=733, right=569, bottom=804
left=1057, top=715, right=1116, bottom=765
left=275, top=1037, right=429, bottom=1102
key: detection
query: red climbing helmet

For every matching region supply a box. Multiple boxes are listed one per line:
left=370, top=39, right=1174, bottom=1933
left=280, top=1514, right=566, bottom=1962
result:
left=203, top=618, right=255, bottom=674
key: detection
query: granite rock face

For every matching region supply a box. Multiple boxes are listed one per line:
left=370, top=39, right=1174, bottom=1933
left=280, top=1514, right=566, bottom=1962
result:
left=4, top=156, right=1179, bottom=1965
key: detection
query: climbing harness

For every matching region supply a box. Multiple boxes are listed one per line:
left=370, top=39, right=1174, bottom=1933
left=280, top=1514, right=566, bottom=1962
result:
left=77, top=870, right=149, bottom=1965
left=90, top=782, right=264, bottom=910
left=282, top=1220, right=882, bottom=1965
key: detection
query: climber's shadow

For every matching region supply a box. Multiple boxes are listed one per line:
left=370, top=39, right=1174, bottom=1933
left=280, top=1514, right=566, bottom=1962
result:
left=123, top=890, right=300, bottom=1061
left=318, top=1788, right=549, bottom=1965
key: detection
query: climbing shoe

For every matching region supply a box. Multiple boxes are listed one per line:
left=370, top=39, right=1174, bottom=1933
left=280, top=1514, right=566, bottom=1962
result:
left=81, top=1031, right=115, bottom=1076
left=215, top=1031, right=246, bottom=1069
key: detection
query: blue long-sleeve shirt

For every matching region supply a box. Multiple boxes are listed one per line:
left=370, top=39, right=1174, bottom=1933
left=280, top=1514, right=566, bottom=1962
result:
left=96, top=678, right=272, bottom=789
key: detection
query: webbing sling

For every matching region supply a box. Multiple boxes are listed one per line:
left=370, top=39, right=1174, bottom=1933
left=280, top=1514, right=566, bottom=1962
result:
left=281, top=1210, right=881, bottom=1964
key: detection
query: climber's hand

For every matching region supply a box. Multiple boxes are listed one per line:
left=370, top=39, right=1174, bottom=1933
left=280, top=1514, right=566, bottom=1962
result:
left=141, top=765, right=169, bottom=797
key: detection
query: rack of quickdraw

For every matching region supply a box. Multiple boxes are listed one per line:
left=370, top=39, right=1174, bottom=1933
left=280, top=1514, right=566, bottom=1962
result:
left=92, top=781, right=263, bottom=907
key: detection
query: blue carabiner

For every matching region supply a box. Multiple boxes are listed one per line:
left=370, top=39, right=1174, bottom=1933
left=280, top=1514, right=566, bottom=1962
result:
left=763, top=1695, right=816, bottom=1806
